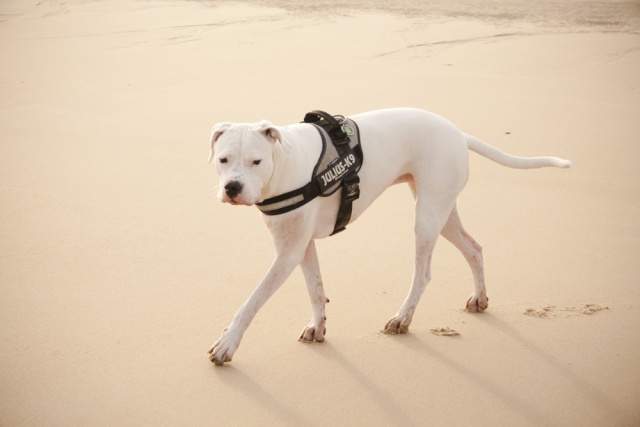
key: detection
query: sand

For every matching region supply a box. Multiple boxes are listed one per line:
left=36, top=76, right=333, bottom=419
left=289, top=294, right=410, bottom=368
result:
left=1, top=0, right=639, bottom=425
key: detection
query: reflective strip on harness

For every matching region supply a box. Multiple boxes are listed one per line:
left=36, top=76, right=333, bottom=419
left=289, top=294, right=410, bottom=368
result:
left=257, top=193, right=305, bottom=213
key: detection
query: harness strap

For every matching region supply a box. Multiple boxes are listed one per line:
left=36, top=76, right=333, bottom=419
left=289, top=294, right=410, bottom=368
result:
left=304, top=111, right=350, bottom=149
left=304, top=110, right=361, bottom=235
left=332, top=172, right=360, bottom=234
left=255, top=180, right=319, bottom=216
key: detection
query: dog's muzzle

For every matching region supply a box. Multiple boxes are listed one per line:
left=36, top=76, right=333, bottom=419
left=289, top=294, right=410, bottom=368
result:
left=224, top=180, right=243, bottom=200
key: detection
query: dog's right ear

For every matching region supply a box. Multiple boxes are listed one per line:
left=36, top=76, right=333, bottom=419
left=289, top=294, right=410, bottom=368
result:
left=209, top=122, right=232, bottom=164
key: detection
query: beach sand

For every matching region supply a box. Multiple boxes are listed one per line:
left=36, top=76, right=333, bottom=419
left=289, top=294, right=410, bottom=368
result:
left=1, top=0, right=639, bottom=425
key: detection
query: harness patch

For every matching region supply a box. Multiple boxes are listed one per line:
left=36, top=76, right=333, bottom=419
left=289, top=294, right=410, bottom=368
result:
left=317, top=149, right=360, bottom=194
left=309, top=117, right=362, bottom=198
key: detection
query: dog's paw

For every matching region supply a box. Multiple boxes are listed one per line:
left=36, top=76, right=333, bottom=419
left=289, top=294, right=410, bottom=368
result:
left=465, top=291, right=489, bottom=313
left=382, top=314, right=412, bottom=334
left=299, top=319, right=326, bottom=343
left=208, top=328, right=239, bottom=366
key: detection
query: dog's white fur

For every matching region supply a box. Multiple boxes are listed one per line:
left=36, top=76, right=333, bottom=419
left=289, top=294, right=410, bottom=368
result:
left=207, top=108, right=571, bottom=365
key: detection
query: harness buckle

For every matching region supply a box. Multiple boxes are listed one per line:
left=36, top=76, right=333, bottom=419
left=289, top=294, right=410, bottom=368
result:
left=342, top=174, right=360, bottom=202
left=329, top=129, right=350, bottom=146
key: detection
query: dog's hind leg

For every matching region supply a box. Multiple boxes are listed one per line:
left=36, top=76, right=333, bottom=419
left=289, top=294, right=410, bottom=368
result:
left=383, top=197, right=454, bottom=334
left=440, top=204, right=488, bottom=312
left=299, top=240, right=329, bottom=343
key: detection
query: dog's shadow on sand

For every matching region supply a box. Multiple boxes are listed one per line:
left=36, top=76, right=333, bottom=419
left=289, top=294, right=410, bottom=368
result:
left=393, top=312, right=627, bottom=426
left=213, top=365, right=314, bottom=426
left=470, top=312, right=628, bottom=423
left=212, top=341, right=414, bottom=426
left=393, top=323, right=554, bottom=426
left=314, top=341, right=416, bottom=426
left=211, top=312, right=629, bottom=426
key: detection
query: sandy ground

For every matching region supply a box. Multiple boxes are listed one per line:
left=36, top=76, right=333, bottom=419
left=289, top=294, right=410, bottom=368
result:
left=1, top=0, right=640, bottom=426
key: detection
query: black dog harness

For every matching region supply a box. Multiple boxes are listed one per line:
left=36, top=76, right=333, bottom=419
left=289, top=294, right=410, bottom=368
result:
left=256, top=110, right=364, bottom=235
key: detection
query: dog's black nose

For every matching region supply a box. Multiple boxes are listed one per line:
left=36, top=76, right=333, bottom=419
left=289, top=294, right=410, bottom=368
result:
left=224, top=181, right=243, bottom=199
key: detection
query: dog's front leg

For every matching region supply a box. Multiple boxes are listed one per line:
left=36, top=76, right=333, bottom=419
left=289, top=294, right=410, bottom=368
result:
left=299, top=240, right=329, bottom=343
left=208, top=249, right=305, bottom=365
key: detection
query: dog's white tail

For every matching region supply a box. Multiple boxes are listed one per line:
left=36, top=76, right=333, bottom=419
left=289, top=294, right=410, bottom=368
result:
left=465, top=133, right=572, bottom=169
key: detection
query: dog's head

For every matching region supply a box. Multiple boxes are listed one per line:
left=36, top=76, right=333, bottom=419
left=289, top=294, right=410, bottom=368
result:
left=209, top=120, right=281, bottom=206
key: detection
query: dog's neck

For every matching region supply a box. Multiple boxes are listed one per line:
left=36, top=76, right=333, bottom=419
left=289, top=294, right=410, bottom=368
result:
left=260, top=123, right=323, bottom=203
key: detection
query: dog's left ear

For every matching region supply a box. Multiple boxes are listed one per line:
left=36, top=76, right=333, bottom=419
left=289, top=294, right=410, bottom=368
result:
left=255, top=120, right=281, bottom=143
left=209, top=122, right=232, bottom=164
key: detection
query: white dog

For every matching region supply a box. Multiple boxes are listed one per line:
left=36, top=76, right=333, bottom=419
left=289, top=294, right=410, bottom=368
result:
left=207, top=108, right=571, bottom=365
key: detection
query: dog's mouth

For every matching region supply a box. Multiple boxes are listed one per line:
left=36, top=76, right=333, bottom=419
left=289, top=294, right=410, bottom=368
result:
left=220, top=194, right=254, bottom=206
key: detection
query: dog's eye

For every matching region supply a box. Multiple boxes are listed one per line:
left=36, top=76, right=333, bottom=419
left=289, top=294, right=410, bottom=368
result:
left=252, top=160, right=262, bottom=166
left=219, top=157, right=228, bottom=164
